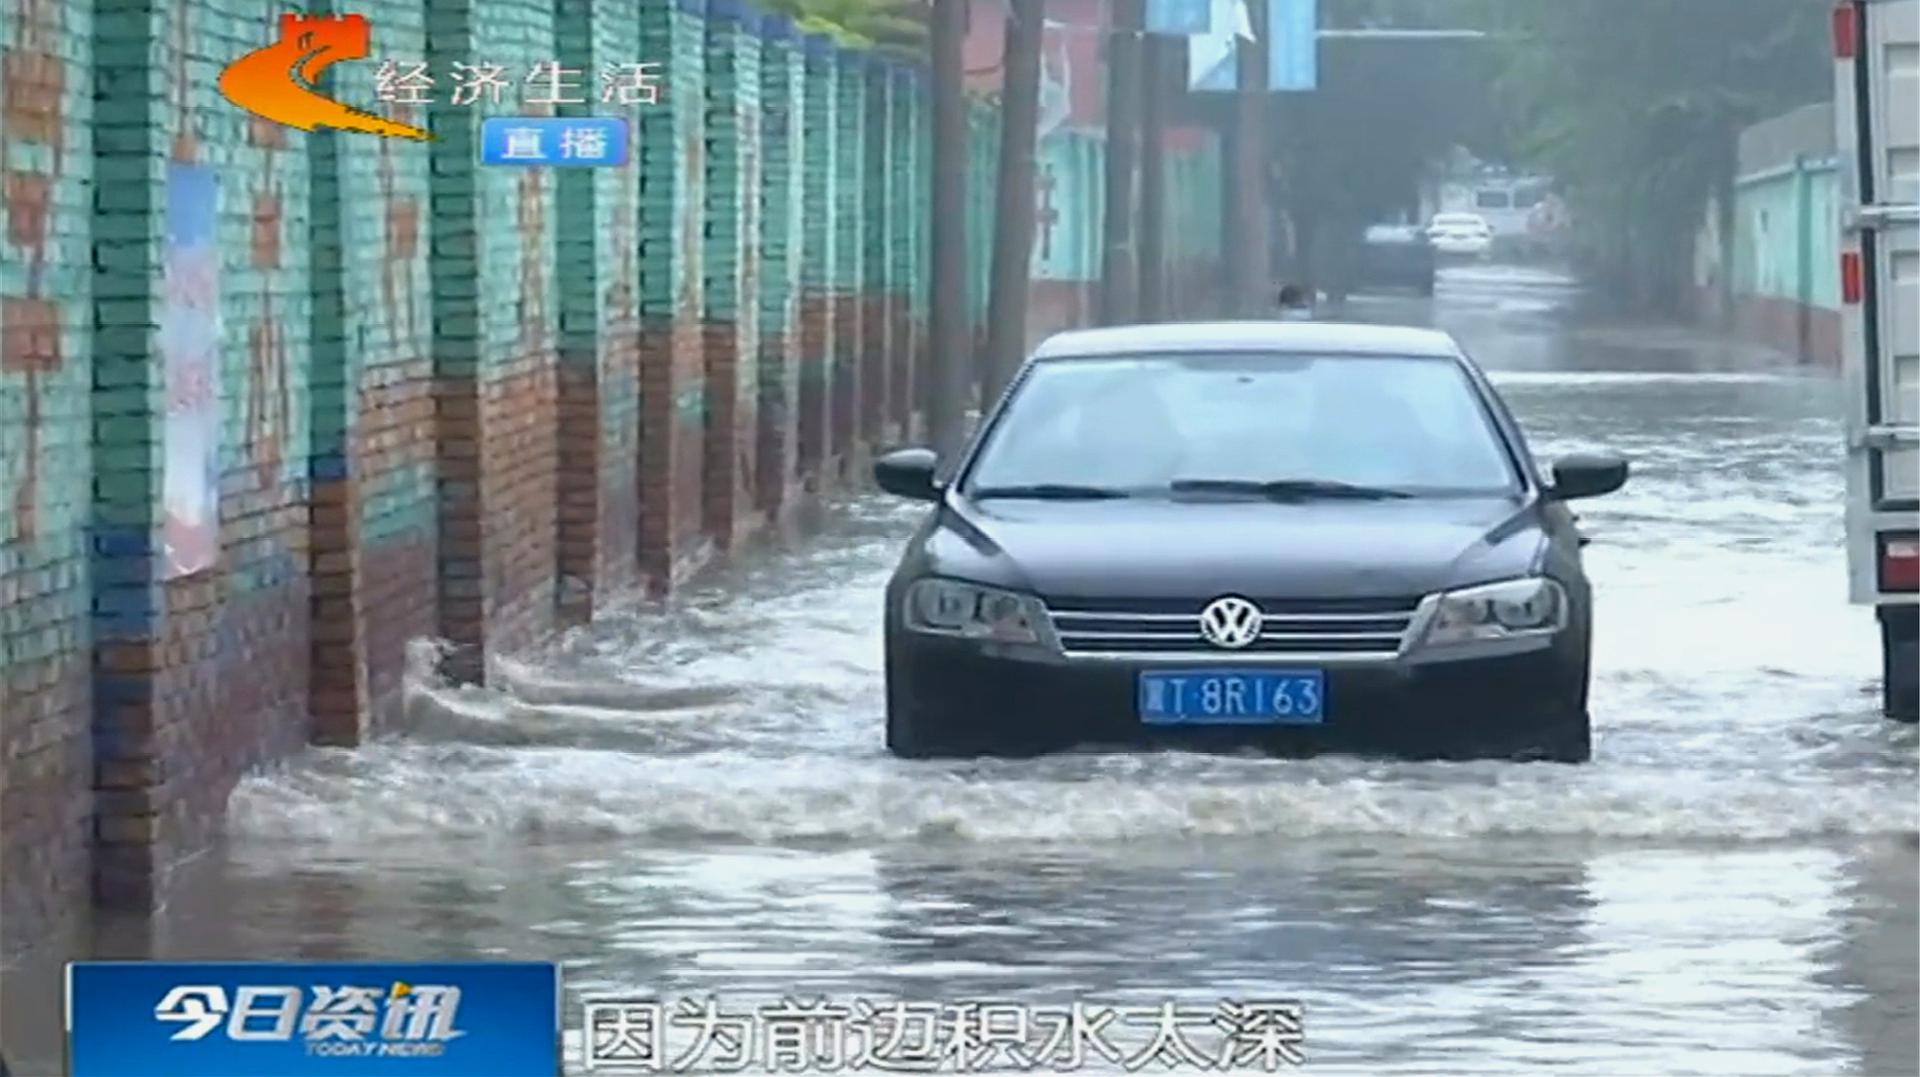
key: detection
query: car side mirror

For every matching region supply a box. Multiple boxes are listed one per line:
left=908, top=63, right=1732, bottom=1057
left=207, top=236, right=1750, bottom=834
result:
left=873, top=447, right=942, bottom=502
left=1548, top=453, right=1629, bottom=500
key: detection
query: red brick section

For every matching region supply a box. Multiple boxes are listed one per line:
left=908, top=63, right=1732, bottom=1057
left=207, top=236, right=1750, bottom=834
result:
left=860, top=292, right=890, bottom=445
left=308, top=476, right=369, bottom=740
left=479, top=353, right=561, bottom=661
left=702, top=321, right=747, bottom=549
left=830, top=288, right=862, bottom=475
left=357, top=365, right=439, bottom=728
left=639, top=322, right=710, bottom=591
left=1, top=49, right=65, bottom=153
left=597, top=323, right=642, bottom=602
left=671, top=328, right=708, bottom=576
left=1734, top=294, right=1842, bottom=366
left=553, top=341, right=642, bottom=626
left=755, top=324, right=799, bottom=519
left=94, top=562, right=312, bottom=910
left=888, top=293, right=915, bottom=439
left=556, top=361, right=601, bottom=625
left=795, top=292, right=832, bottom=484
left=0, top=651, right=89, bottom=953
left=2, top=296, right=59, bottom=542
left=310, top=362, right=440, bottom=745
left=433, top=372, right=485, bottom=683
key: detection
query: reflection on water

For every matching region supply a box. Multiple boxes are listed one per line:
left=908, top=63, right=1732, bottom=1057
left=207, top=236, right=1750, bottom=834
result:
left=1, top=266, right=1913, bottom=1076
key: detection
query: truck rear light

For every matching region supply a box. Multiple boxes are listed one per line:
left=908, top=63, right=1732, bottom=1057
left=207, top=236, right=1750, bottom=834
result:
left=1842, top=250, right=1865, bottom=303
left=1884, top=537, right=1920, bottom=591
left=1834, top=1, right=1859, bottom=58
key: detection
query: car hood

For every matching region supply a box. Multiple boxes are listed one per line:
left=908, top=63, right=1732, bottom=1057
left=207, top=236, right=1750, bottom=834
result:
left=921, top=495, right=1547, bottom=602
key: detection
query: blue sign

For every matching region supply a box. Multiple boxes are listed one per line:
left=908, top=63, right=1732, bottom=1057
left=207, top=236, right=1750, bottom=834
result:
left=1147, top=0, right=1213, bottom=34
left=1189, top=0, right=1318, bottom=92
left=1269, top=0, right=1318, bottom=91
left=480, top=117, right=630, bottom=167
left=67, top=961, right=562, bottom=1077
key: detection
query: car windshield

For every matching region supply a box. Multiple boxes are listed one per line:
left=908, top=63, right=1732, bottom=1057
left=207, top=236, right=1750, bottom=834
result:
left=962, top=353, right=1522, bottom=499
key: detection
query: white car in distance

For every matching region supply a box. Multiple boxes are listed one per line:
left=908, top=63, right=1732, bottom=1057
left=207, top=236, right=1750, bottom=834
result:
left=1426, top=213, right=1495, bottom=259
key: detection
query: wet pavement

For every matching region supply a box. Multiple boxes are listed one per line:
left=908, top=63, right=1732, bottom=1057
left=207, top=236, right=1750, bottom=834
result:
left=5, top=265, right=1916, bottom=1075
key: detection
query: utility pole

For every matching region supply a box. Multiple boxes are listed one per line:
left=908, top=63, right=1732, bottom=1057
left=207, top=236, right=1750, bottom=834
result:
left=1099, top=0, right=1145, bottom=324
left=1137, top=31, right=1172, bottom=322
left=927, top=0, right=970, bottom=456
left=984, top=0, right=1045, bottom=400
left=1229, top=0, right=1271, bottom=315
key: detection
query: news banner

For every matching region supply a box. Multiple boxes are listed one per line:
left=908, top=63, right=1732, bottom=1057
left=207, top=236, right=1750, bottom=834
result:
left=63, top=961, right=1307, bottom=1076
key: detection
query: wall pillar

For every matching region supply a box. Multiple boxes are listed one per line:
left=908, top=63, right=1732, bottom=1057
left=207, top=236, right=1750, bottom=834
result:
left=701, top=0, right=762, bottom=548
left=753, top=14, right=803, bottom=519
left=886, top=65, right=919, bottom=439
left=830, top=48, right=867, bottom=474
left=554, top=0, right=644, bottom=624
left=861, top=57, right=894, bottom=447
left=89, top=3, right=315, bottom=909
left=637, top=0, right=709, bottom=589
left=306, top=0, right=438, bottom=745
left=795, top=35, right=837, bottom=488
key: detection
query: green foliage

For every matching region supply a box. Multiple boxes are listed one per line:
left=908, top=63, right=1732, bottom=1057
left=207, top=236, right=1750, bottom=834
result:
left=759, top=0, right=929, bottom=60
left=1477, top=0, right=1830, bottom=308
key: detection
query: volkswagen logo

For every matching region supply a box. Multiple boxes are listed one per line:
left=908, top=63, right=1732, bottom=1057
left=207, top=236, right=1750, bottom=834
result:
left=1198, top=596, right=1263, bottom=649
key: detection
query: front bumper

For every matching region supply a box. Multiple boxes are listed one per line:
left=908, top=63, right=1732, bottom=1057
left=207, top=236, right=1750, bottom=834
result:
left=886, top=632, right=1585, bottom=759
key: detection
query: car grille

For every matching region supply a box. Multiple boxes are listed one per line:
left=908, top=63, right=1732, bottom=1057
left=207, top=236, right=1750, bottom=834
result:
left=1043, top=596, right=1426, bottom=657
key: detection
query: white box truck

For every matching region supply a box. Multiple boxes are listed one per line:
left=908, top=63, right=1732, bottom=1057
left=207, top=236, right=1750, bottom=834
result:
left=1835, top=0, right=1920, bottom=721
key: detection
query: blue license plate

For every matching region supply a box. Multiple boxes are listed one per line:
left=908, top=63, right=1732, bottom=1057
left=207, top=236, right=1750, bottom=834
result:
left=1138, top=669, right=1326, bottom=725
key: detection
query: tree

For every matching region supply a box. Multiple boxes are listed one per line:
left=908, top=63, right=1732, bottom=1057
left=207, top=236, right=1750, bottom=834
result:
left=1101, top=0, right=1146, bottom=323
left=985, top=0, right=1046, bottom=398
left=926, top=0, right=971, bottom=455
left=1480, top=0, right=1829, bottom=311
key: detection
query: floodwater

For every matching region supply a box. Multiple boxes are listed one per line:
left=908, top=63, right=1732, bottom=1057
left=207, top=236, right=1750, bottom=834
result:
left=5, top=265, right=1916, bottom=1076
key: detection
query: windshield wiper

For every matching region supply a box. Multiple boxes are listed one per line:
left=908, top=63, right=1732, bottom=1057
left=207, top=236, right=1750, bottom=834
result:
left=1170, top=478, right=1414, bottom=500
left=968, top=483, right=1132, bottom=501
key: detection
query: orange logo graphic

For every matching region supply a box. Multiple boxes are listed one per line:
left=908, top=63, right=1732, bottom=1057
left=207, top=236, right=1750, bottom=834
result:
left=219, top=13, right=431, bottom=140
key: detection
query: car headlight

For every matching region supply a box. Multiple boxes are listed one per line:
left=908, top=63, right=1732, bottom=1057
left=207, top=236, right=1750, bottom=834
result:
left=903, top=578, right=1045, bottom=645
left=1418, top=577, right=1568, bottom=649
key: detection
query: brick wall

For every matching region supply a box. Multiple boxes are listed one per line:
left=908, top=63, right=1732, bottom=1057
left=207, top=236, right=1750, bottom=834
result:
left=702, top=1, right=761, bottom=549
left=0, top=0, right=93, bottom=951
left=753, top=16, right=802, bottom=518
left=1, top=0, right=948, bottom=954
left=829, top=52, right=866, bottom=473
left=637, top=0, right=709, bottom=589
left=555, top=0, right=644, bottom=625
left=859, top=62, right=892, bottom=449
left=309, top=0, right=439, bottom=746
left=0, top=0, right=1242, bottom=954
left=795, top=36, right=837, bottom=488
left=88, top=0, right=322, bottom=915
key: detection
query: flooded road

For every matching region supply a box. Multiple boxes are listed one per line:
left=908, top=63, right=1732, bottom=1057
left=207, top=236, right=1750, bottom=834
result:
left=9, top=266, right=1917, bottom=1075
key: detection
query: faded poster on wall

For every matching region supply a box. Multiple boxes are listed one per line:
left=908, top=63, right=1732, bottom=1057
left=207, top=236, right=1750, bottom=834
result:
left=161, top=162, right=222, bottom=578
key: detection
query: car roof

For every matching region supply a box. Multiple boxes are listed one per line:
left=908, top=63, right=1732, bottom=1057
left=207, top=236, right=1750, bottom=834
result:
left=1030, top=321, right=1464, bottom=361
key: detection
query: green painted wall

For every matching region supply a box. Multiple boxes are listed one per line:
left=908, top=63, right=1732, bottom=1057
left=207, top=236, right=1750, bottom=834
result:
left=1733, top=156, right=1841, bottom=311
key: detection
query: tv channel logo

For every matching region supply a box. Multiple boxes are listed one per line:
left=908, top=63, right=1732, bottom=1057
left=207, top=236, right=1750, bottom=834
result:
left=67, top=961, right=560, bottom=1077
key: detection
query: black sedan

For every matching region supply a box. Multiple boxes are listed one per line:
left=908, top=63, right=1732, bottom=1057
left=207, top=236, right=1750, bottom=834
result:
left=1355, top=223, right=1437, bottom=296
left=872, top=322, right=1628, bottom=763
